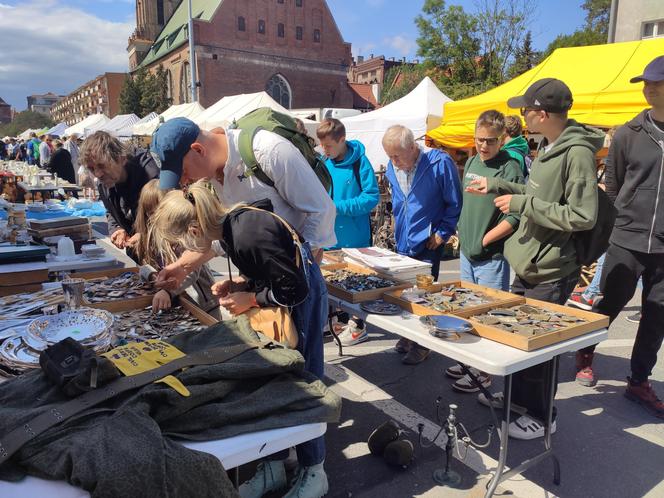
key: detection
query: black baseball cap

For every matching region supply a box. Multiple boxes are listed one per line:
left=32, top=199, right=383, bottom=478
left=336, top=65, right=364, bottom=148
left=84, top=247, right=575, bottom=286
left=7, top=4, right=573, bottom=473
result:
left=507, top=78, right=573, bottom=113
left=630, top=55, right=664, bottom=83
left=151, top=117, right=201, bottom=190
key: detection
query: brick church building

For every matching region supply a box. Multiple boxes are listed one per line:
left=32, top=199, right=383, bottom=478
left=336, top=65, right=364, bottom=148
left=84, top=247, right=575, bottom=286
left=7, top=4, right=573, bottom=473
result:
left=128, top=0, right=353, bottom=109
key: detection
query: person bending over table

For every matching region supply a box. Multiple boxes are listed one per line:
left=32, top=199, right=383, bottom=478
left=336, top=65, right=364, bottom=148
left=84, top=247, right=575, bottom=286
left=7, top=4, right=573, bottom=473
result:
left=150, top=180, right=329, bottom=498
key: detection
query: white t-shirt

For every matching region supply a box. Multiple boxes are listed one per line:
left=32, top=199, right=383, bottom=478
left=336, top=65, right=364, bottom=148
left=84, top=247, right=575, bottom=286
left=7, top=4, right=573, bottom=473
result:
left=211, top=129, right=336, bottom=253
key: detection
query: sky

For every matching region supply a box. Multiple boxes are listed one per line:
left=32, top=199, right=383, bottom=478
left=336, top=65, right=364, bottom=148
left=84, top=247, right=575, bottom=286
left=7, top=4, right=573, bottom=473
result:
left=0, top=0, right=588, bottom=111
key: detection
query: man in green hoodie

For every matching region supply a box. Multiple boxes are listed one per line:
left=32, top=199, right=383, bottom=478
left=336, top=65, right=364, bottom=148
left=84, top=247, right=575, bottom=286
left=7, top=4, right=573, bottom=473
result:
left=501, top=115, right=531, bottom=177
left=467, top=78, right=604, bottom=440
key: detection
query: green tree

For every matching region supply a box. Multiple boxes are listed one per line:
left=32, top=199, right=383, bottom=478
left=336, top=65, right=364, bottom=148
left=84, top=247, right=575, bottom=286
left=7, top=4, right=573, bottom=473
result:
left=543, top=0, right=610, bottom=56
left=141, top=65, right=171, bottom=115
left=0, top=110, right=54, bottom=137
left=119, top=73, right=143, bottom=116
left=508, top=31, right=541, bottom=78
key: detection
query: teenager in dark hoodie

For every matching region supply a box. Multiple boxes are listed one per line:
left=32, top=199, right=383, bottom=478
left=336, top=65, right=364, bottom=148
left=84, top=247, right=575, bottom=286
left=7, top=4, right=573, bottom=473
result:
left=467, top=78, right=604, bottom=440
left=576, top=55, right=664, bottom=419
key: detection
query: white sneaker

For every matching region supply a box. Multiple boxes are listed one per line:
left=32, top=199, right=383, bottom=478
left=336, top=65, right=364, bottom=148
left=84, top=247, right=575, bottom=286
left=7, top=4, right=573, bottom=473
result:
left=477, top=392, right=527, bottom=415
left=508, top=415, right=556, bottom=440
left=452, top=372, right=492, bottom=393
left=338, top=319, right=368, bottom=346
left=238, top=460, right=287, bottom=498
left=283, top=463, right=329, bottom=498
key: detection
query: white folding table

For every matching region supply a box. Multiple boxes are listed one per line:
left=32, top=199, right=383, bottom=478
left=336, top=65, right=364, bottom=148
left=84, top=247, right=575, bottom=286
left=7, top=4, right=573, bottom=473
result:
left=329, top=295, right=608, bottom=497
left=0, top=423, right=326, bottom=497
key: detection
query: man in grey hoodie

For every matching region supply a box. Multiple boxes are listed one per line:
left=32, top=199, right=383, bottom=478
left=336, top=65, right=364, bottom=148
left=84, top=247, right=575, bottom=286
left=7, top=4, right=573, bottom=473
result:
left=577, top=55, right=664, bottom=419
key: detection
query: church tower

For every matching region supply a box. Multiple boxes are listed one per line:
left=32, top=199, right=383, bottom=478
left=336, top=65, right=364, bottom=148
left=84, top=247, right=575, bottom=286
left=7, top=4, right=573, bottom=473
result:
left=128, top=0, right=179, bottom=70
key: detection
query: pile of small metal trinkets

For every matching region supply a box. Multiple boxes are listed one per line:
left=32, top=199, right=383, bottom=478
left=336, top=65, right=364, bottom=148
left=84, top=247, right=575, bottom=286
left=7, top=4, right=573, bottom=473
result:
left=422, top=285, right=494, bottom=312
left=111, top=306, right=206, bottom=346
left=84, top=272, right=153, bottom=303
left=472, top=304, right=586, bottom=336
left=322, top=268, right=397, bottom=292
left=0, top=287, right=63, bottom=318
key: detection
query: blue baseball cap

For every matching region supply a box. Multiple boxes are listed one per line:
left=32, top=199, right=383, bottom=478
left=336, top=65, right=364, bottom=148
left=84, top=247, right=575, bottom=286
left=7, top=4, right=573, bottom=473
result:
left=630, top=55, right=664, bottom=83
left=151, top=117, right=201, bottom=189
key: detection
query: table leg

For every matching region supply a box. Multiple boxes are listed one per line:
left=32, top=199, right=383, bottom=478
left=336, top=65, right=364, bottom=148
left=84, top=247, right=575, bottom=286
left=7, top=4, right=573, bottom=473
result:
left=545, top=356, right=561, bottom=485
left=485, top=374, right=512, bottom=498
left=233, top=466, right=240, bottom=488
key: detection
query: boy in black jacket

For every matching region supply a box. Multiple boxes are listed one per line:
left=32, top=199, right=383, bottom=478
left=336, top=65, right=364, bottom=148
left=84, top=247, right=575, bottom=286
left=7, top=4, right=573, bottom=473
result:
left=577, top=55, right=664, bottom=419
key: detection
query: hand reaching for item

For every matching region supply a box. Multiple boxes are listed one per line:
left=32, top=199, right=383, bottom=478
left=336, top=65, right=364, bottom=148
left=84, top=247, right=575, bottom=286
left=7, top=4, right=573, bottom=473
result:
left=152, top=290, right=172, bottom=312
left=218, top=291, right=257, bottom=315
left=465, top=177, right=488, bottom=195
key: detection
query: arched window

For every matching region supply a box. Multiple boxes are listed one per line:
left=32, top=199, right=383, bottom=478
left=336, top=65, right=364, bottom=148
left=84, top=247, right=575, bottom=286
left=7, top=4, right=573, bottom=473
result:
left=181, top=62, right=191, bottom=103
left=266, top=74, right=291, bottom=109
left=166, top=69, right=173, bottom=101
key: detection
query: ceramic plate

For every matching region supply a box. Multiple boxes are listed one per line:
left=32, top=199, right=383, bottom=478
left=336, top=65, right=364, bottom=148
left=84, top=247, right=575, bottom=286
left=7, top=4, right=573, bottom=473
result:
left=360, top=300, right=402, bottom=315
left=27, top=308, right=114, bottom=345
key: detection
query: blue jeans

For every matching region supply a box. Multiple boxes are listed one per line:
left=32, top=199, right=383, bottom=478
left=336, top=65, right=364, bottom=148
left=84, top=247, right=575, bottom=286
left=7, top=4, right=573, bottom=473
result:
left=583, top=253, right=606, bottom=299
left=276, top=243, right=328, bottom=466
left=460, top=252, right=510, bottom=291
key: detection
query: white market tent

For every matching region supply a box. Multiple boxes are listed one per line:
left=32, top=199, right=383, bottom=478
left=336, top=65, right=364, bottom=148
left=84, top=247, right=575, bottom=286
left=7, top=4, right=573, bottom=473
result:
left=85, top=113, right=140, bottom=138
left=132, top=102, right=205, bottom=136
left=18, top=128, right=40, bottom=140
left=115, top=112, right=158, bottom=138
left=65, top=114, right=109, bottom=138
left=46, top=122, right=68, bottom=137
left=195, top=91, right=319, bottom=136
left=341, top=77, right=452, bottom=170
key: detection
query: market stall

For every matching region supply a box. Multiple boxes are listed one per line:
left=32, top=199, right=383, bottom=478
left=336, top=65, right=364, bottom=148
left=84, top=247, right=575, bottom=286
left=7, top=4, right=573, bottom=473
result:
left=341, top=77, right=452, bottom=170
left=132, top=102, right=205, bottom=136
left=427, top=38, right=664, bottom=148
left=64, top=114, right=109, bottom=139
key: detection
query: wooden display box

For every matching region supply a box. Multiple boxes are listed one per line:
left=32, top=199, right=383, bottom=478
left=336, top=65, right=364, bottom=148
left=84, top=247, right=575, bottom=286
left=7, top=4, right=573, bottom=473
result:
left=462, top=297, right=609, bottom=351
left=383, top=280, right=524, bottom=318
left=91, top=295, right=218, bottom=326
left=320, top=262, right=412, bottom=303
left=81, top=268, right=154, bottom=308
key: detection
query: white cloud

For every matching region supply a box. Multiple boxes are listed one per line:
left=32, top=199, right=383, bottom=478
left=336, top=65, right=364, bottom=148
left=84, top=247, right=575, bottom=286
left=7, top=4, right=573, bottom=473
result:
left=0, top=1, right=132, bottom=110
left=383, top=35, right=417, bottom=58
left=352, top=43, right=377, bottom=58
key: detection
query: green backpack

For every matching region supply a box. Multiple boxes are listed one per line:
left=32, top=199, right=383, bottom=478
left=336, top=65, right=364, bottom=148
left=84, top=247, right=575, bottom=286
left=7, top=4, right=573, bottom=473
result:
left=229, top=107, right=332, bottom=192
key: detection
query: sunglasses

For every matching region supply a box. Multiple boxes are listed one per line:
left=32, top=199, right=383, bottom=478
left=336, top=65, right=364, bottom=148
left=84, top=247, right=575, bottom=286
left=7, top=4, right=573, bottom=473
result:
left=475, top=137, right=501, bottom=146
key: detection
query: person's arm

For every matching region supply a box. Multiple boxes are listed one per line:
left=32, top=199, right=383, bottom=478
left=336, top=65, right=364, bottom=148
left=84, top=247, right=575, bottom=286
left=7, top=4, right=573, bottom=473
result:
left=603, top=130, right=624, bottom=203
left=263, top=138, right=337, bottom=250
left=432, top=155, right=463, bottom=243
left=486, top=177, right=527, bottom=195
left=508, top=148, right=598, bottom=232
left=333, top=158, right=379, bottom=217
left=482, top=220, right=515, bottom=247
left=155, top=248, right=215, bottom=290
left=496, top=160, right=525, bottom=230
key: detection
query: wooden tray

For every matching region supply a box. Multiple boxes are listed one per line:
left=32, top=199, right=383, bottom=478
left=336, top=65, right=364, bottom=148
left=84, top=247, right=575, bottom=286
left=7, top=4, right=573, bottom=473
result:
left=462, top=297, right=609, bottom=351
left=91, top=295, right=218, bottom=326
left=383, top=280, right=524, bottom=318
left=81, top=268, right=154, bottom=308
left=320, top=262, right=412, bottom=303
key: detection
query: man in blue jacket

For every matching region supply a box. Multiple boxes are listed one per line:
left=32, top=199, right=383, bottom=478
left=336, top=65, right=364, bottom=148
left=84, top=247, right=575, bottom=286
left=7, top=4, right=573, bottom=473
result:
left=317, top=118, right=379, bottom=249
left=382, top=125, right=462, bottom=364
left=317, top=118, right=379, bottom=347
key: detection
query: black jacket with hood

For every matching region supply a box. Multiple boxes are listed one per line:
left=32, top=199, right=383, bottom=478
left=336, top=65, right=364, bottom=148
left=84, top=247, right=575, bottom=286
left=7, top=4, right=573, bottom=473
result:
left=606, top=109, right=664, bottom=254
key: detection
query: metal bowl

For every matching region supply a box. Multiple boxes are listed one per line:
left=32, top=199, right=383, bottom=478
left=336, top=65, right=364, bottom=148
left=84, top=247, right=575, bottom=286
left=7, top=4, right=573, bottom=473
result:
left=27, top=307, right=114, bottom=346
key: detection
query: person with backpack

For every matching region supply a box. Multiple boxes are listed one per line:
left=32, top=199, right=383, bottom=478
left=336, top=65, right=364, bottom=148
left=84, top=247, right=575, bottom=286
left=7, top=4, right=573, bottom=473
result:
left=316, top=118, right=378, bottom=249
left=316, top=118, right=379, bottom=347
left=448, top=110, right=524, bottom=393
left=501, top=115, right=531, bottom=177
left=574, top=56, right=664, bottom=418
left=467, top=78, right=603, bottom=439
left=27, top=133, right=40, bottom=165
left=152, top=115, right=336, bottom=289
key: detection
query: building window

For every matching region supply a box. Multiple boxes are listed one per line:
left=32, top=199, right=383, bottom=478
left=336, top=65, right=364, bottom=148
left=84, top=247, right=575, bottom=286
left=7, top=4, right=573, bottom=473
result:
left=296, top=26, right=303, bottom=40
left=296, top=0, right=302, bottom=6
left=181, top=62, right=191, bottom=103
left=166, top=69, right=173, bottom=101
left=157, top=0, right=164, bottom=25
left=258, top=19, right=266, bottom=34
left=642, top=20, right=664, bottom=39
left=266, top=74, right=292, bottom=109
left=313, top=29, right=320, bottom=43
left=238, top=16, right=245, bottom=31
left=277, top=0, right=284, bottom=3
left=278, top=23, right=285, bottom=38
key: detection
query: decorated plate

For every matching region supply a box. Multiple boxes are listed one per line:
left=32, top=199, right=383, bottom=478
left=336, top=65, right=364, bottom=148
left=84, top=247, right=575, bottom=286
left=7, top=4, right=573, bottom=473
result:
left=360, top=300, right=402, bottom=315
left=27, top=308, right=114, bottom=345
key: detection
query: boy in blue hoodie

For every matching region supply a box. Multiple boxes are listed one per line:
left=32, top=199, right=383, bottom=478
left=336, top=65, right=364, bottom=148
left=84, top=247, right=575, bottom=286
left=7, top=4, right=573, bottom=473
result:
left=317, top=118, right=379, bottom=347
left=317, top=119, right=379, bottom=249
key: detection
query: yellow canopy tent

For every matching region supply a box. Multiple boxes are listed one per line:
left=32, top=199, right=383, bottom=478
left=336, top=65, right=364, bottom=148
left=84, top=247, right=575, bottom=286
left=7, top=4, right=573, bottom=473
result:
left=428, top=38, right=664, bottom=148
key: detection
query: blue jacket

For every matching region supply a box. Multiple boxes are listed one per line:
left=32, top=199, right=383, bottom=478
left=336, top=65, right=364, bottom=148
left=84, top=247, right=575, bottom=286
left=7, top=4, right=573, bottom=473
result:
left=325, top=140, right=379, bottom=249
left=386, top=149, right=462, bottom=256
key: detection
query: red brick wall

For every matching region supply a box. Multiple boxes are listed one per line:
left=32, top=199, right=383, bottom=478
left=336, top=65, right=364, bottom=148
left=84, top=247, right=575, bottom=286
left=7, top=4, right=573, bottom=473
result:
left=147, top=0, right=353, bottom=109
